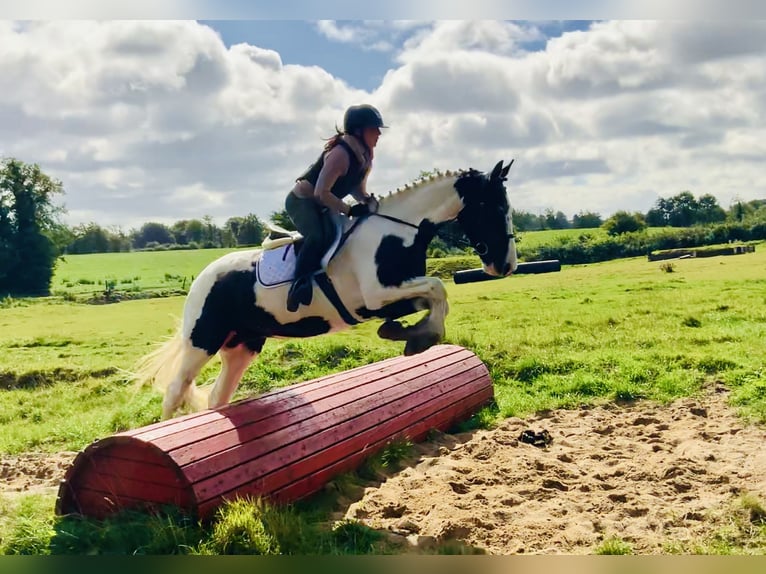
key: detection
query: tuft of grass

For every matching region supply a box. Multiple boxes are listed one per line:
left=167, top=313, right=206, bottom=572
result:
left=330, top=519, right=383, bottom=554
left=594, top=536, right=633, bottom=555
left=197, top=498, right=280, bottom=555
left=452, top=404, right=498, bottom=433
left=683, top=316, right=703, bottom=328
left=660, top=262, right=676, bottom=273
left=0, top=495, right=55, bottom=555
left=665, top=493, right=766, bottom=555
left=358, top=438, right=414, bottom=480
left=741, top=493, right=766, bottom=525
left=50, top=506, right=204, bottom=555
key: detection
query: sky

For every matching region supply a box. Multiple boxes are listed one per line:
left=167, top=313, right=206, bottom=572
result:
left=1, top=17, right=765, bottom=230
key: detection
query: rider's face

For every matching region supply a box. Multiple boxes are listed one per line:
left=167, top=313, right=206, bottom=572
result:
left=362, top=127, right=381, bottom=150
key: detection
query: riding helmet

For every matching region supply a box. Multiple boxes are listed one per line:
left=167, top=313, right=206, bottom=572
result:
left=343, top=104, right=388, bottom=134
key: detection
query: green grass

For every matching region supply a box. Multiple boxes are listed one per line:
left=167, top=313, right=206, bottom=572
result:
left=513, top=226, right=673, bottom=250
left=51, top=248, right=238, bottom=296
left=594, top=537, right=633, bottom=555
left=44, top=228, right=624, bottom=298
left=1, top=242, right=765, bottom=554
left=2, top=245, right=765, bottom=452
left=663, top=493, right=766, bottom=555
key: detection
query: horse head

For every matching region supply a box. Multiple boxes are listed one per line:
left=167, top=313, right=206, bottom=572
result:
left=455, top=160, right=517, bottom=277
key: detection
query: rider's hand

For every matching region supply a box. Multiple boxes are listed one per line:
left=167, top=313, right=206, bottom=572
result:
left=366, top=194, right=380, bottom=213
left=348, top=203, right=370, bottom=218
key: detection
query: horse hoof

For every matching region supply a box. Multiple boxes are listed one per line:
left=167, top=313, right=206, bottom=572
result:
left=378, top=320, right=407, bottom=341
left=404, top=333, right=441, bottom=356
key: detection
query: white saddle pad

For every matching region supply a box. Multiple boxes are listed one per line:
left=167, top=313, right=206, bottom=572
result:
left=257, top=243, right=299, bottom=287
left=256, top=214, right=347, bottom=288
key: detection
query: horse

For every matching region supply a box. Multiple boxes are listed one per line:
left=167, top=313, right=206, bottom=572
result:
left=135, top=160, right=517, bottom=419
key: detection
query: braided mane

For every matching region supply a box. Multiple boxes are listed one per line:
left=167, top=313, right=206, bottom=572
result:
left=378, top=169, right=469, bottom=205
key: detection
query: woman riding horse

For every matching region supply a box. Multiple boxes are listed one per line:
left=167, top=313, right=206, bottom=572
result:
left=285, top=104, right=385, bottom=312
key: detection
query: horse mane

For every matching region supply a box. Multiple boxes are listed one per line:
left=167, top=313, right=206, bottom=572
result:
left=378, top=168, right=470, bottom=206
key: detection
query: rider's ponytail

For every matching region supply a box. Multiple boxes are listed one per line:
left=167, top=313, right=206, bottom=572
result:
left=322, top=127, right=344, bottom=151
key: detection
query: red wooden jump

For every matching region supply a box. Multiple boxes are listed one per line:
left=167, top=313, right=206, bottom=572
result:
left=55, top=344, right=493, bottom=520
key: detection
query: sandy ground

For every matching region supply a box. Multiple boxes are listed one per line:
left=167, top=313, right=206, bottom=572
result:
left=2, top=383, right=765, bottom=554
left=344, top=383, right=766, bottom=554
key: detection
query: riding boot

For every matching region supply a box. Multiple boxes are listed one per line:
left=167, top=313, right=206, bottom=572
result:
left=286, top=239, right=323, bottom=312
left=286, top=274, right=313, bottom=312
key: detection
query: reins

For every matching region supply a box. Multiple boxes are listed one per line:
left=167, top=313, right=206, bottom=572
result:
left=369, top=212, right=516, bottom=258
left=370, top=212, right=421, bottom=230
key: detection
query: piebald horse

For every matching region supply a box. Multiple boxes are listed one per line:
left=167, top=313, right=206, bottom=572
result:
left=136, top=160, right=517, bottom=419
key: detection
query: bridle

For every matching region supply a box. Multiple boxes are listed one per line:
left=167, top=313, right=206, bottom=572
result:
left=369, top=212, right=516, bottom=258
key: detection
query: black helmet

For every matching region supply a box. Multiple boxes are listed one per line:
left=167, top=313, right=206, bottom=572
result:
left=343, top=104, right=387, bottom=134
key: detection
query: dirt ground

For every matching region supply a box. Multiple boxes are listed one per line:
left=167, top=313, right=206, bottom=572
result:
left=344, top=383, right=766, bottom=554
left=2, top=383, right=765, bottom=554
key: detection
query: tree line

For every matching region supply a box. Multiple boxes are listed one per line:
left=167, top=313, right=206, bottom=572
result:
left=2, top=157, right=765, bottom=296
left=59, top=191, right=763, bottom=255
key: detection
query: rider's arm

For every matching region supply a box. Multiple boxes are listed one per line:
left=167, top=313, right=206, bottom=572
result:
left=350, top=168, right=372, bottom=203
left=314, top=147, right=352, bottom=216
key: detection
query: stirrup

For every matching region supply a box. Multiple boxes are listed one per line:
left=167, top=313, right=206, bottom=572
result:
left=287, top=277, right=313, bottom=312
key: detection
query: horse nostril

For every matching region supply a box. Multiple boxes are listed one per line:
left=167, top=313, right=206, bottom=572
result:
left=503, top=262, right=512, bottom=275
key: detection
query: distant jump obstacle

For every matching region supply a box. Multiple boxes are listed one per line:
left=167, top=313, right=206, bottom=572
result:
left=56, top=344, right=493, bottom=520
left=453, top=259, right=561, bottom=284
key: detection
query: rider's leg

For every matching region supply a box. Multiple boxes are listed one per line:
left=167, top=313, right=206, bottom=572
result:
left=285, top=192, right=328, bottom=311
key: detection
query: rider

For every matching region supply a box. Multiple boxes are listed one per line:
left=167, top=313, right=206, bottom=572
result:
left=285, top=104, right=385, bottom=312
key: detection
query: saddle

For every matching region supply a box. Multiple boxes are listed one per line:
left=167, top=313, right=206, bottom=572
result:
left=257, top=217, right=346, bottom=288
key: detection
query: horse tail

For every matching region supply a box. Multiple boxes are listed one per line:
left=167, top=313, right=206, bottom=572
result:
left=133, top=325, right=185, bottom=393
left=132, top=326, right=211, bottom=411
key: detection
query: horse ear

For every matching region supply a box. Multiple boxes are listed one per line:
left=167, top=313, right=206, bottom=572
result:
left=500, top=159, right=514, bottom=179
left=490, top=160, right=503, bottom=181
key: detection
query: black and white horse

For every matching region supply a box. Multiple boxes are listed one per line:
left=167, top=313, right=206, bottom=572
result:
left=136, top=160, right=517, bottom=419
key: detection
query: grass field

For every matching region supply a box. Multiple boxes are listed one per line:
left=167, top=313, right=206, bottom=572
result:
left=1, top=242, right=765, bottom=554
left=47, top=227, right=679, bottom=298
left=50, top=248, right=236, bottom=295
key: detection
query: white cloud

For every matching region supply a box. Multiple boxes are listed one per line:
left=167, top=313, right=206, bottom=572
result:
left=1, top=19, right=765, bottom=231
left=316, top=19, right=432, bottom=52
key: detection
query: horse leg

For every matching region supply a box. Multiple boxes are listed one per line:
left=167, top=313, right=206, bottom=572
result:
left=366, top=277, right=449, bottom=355
left=207, top=342, right=258, bottom=409
left=162, top=343, right=214, bottom=420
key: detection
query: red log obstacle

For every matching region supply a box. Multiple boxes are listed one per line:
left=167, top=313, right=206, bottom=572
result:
left=56, top=344, right=493, bottom=520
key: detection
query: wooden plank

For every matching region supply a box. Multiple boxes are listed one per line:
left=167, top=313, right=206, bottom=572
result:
left=130, top=348, right=463, bottom=442
left=196, top=387, right=493, bottom=516
left=255, top=386, right=493, bottom=498
left=182, top=362, right=487, bottom=485
left=157, top=351, right=479, bottom=453
left=192, top=373, right=491, bottom=506
left=57, top=486, right=189, bottom=520
left=143, top=347, right=475, bottom=449
left=58, top=344, right=490, bottom=519
left=69, top=452, right=186, bottom=488
left=268, top=388, right=493, bottom=504
left=67, top=470, right=192, bottom=507
left=172, top=356, right=485, bottom=470
left=74, top=439, right=177, bottom=467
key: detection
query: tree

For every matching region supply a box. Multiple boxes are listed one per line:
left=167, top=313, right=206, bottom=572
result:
left=511, top=209, right=545, bottom=231
left=543, top=208, right=570, bottom=230
left=0, top=158, right=64, bottom=295
left=602, top=210, right=647, bottom=236
left=646, top=191, right=725, bottom=227
left=695, top=194, right=726, bottom=224
left=270, top=209, right=296, bottom=231
left=132, top=222, right=174, bottom=249
left=225, top=214, right=265, bottom=246
left=106, top=226, right=132, bottom=252
left=68, top=223, right=110, bottom=254
left=572, top=211, right=603, bottom=228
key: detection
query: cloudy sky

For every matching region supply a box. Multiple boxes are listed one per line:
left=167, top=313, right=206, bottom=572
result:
left=1, top=18, right=764, bottom=230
